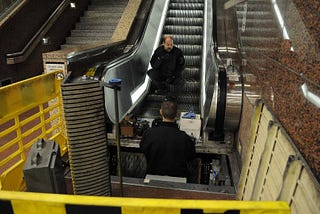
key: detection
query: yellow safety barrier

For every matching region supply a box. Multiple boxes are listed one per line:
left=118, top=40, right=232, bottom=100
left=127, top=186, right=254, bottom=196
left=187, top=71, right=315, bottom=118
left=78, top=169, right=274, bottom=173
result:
left=0, top=190, right=290, bottom=214
left=0, top=74, right=291, bottom=214
left=0, top=71, right=67, bottom=191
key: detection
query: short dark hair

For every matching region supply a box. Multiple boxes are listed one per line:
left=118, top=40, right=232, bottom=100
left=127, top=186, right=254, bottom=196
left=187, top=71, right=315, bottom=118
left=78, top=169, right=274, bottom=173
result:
left=161, top=100, right=177, bottom=120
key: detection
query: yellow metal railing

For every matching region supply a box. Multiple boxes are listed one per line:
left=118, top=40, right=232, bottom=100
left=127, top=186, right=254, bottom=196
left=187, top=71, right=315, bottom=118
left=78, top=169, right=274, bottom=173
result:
left=0, top=71, right=67, bottom=191
left=0, top=72, right=291, bottom=214
left=0, top=190, right=290, bottom=214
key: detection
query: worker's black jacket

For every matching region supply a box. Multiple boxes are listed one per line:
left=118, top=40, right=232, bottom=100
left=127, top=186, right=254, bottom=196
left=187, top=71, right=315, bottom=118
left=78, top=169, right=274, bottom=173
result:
left=140, top=121, right=195, bottom=178
left=150, top=45, right=185, bottom=80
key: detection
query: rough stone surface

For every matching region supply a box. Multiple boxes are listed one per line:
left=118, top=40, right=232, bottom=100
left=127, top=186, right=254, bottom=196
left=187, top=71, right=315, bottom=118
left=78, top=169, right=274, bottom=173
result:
left=242, top=0, right=320, bottom=181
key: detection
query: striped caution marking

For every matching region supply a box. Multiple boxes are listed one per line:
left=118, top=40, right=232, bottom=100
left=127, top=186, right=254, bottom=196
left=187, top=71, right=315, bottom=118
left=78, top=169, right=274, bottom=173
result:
left=0, top=191, right=290, bottom=214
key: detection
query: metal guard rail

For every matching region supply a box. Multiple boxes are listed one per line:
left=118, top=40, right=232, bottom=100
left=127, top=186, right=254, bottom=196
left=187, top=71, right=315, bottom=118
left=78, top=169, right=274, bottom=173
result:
left=0, top=190, right=290, bottom=214
left=0, top=72, right=290, bottom=213
left=6, top=0, right=71, bottom=64
left=0, top=71, right=67, bottom=191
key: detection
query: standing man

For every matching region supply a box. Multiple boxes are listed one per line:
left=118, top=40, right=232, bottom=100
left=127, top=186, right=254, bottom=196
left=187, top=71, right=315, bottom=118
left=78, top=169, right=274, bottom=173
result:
left=140, top=98, right=195, bottom=180
left=148, top=35, right=185, bottom=94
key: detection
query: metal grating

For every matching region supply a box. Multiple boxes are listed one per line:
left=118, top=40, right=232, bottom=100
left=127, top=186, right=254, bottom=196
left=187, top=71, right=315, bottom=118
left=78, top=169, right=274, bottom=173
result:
left=61, top=80, right=111, bottom=196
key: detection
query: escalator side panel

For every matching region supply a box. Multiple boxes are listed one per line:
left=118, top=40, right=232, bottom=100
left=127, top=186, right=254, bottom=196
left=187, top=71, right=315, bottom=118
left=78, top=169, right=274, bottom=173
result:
left=102, top=0, right=171, bottom=123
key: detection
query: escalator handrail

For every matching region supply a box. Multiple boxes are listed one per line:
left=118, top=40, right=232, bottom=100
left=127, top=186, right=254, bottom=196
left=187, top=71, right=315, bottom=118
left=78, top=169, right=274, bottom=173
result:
left=6, top=0, right=71, bottom=65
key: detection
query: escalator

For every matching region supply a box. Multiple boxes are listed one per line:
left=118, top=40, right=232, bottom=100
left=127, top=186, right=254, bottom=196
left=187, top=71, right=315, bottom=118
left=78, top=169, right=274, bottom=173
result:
left=62, top=0, right=242, bottom=195
left=136, top=0, right=204, bottom=118
left=101, top=0, right=210, bottom=125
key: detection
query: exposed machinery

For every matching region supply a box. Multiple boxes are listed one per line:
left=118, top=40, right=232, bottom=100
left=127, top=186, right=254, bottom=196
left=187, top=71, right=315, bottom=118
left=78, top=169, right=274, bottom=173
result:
left=62, top=0, right=243, bottom=196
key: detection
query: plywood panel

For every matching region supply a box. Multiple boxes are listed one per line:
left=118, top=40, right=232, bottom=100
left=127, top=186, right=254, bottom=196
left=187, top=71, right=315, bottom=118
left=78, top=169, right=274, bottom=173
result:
left=238, top=100, right=320, bottom=214
left=291, top=168, right=320, bottom=213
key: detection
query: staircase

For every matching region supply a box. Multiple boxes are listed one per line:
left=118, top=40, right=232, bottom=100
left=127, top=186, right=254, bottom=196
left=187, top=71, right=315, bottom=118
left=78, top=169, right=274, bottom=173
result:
left=236, top=0, right=281, bottom=67
left=61, top=0, right=128, bottom=49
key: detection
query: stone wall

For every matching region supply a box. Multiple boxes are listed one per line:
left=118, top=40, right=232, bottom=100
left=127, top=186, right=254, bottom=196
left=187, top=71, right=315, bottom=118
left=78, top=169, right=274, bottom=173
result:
left=242, top=0, right=320, bottom=181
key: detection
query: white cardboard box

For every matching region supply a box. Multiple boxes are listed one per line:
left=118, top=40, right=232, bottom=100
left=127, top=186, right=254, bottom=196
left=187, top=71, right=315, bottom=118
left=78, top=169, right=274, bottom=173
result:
left=179, top=112, right=201, bottom=139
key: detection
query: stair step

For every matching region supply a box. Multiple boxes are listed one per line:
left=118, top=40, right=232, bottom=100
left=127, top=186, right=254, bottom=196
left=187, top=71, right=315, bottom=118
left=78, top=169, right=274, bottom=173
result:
left=170, top=0, right=204, bottom=2
left=75, top=23, right=116, bottom=30
left=71, top=29, right=114, bottom=37
left=241, top=46, right=278, bottom=53
left=239, top=31, right=280, bottom=38
left=167, top=10, right=204, bottom=18
left=241, top=39, right=279, bottom=49
left=238, top=19, right=275, bottom=28
left=236, top=1, right=271, bottom=9
left=88, top=5, right=126, bottom=11
left=236, top=11, right=273, bottom=19
left=76, top=22, right=118, bottom=28
left=241, top=36, right=279, bottom=42
left=169, top=3, right=204, bottom=10
left=239, top=26, right=279, bottom=37
left=65, top=36, right=108, bottom=44
left=89, top=0, right=127, bottom=5
left=80, top=16, right=121, bottom=23
left=241, top=0, right=271, bottom=2
left=236, top=3, right=271, bottom=8
left=84, top=10, right=123, bottom=17
left=60, top=44, right=82, bottom=49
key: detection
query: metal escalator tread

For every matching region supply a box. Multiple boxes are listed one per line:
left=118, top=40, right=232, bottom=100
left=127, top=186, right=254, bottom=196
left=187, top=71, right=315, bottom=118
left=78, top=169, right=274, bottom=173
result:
left=164, top=26, right=203, bottom=35
left=170, top=0, right=204, bottom=3
left=73, top=166, right=108, bottom=177
left=69, top=140, right=107, bottom=153
left=66, top=118, right=105, bottom=129
left=71, top=158, right=108, bottom=171
left=64, top=111, right=105, bottom=122
left=69, top=140, right=106, bottom=151
left=165, top=17, right=203, bottom=25
left=71, top=174, right=109, bottom=185
left=178, top=44, right=202, bottom=55
left=66, top=129, right=106, bottom=140
left=166, top=0, right=203, bottom=108
left=169, top=3, right=204, bottom=10
left=61, top=80, right=111, bottom=196
left=140, top=0, right=204, bottom=118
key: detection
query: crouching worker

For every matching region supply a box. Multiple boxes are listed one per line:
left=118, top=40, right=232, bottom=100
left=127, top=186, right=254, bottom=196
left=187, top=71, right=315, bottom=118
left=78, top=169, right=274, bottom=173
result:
left=140, top=98, right=195, bottom=181
left=147, top=35, right=185, bottom=94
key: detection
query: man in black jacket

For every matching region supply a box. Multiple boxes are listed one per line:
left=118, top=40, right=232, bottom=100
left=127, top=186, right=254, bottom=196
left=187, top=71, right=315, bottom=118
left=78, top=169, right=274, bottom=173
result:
left=148, top=35, right=185, bottom=94
left=140, top=98, right=195, bottom=179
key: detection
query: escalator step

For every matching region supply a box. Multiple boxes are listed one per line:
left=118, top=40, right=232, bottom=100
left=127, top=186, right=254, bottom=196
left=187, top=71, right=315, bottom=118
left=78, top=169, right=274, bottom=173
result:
left=163, top=26, right=203, bottom=35
left=182, top=68, right=201, bottom=80
left=173, top=35, right=203, bottom=44
left=169, top=3, right=204, bottom=10
left=178, top=45, right=202, bottom=55
left=165, top=17, right=203, bottom=26
left=184, top=55, right=202, bottom=67
left=167, top=10, right=203, bottom=18
left=171, top=0, right=204, bottom=3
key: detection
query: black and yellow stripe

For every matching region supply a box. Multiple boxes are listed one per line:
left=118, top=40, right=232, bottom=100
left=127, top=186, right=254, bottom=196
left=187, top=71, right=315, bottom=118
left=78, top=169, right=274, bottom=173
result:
left=0, top=190, right=290, bottom=214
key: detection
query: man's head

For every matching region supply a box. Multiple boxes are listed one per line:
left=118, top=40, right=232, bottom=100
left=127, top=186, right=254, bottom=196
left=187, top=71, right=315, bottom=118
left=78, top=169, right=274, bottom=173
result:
left=163, top=35, right=173, bottom=52
left=160, top=99, right=177, bottom=121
